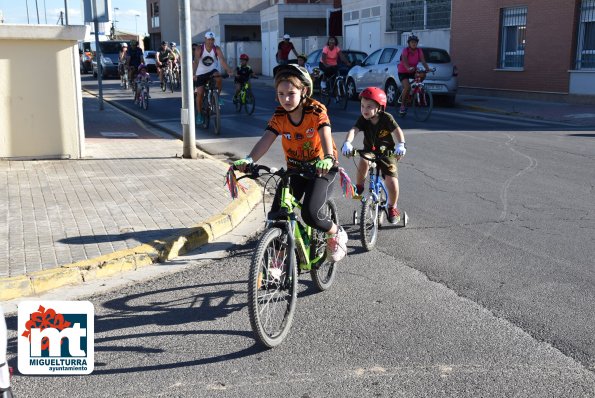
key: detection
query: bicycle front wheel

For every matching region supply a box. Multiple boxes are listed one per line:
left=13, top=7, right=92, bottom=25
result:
left=234, top=93, right=242, bottom=113
left=338, top=80, right=349, bottom=110
left=168, top=74, right=174, bottom=93
left=142, top=91, right=149, bottom=110
left=310, top=199, right=339, bottom=291
left=201, top=93, right=210, bottom=129
left=248, top=227, right=298, bottom=348
left=319, top=81, right=331, bottom=106
left=360, top=195, right=380, bottom=251
left=210, top=90, right=221, bottom=135
left=244, top=89, right=255, bottom=115
left=413, top=89, right=433, bottom=122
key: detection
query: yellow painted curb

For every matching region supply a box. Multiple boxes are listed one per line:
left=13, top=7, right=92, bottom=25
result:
left=0, top=173, right=263, bottom=302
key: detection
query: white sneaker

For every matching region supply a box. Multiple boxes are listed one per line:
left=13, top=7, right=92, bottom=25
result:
left=326, top=226, right=347, bottom=262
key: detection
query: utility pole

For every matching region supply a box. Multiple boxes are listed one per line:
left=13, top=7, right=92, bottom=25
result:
left=178, top=0, right=196, bottom=158
left=93, top=0, right=104, bottom=110
left=35, top=0, right=40, bottom=24
left=64, top=0, right=69, bottom=25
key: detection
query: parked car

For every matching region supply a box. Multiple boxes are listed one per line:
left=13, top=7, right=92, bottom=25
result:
left=92, top=41, right=129, bottom=79
left=143, top=51, right=157, bottom=73
left=304, top=49, right=368, bottom=92
left=346, top=46, right=458, bottom=106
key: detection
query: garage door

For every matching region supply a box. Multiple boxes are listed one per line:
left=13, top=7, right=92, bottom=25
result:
left=360, top=19, right=381, bottom=53
left=344, top=24, right=360, bottom=52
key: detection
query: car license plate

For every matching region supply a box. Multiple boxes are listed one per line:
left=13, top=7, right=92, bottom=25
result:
left=425, top=84, right=447, bottom=92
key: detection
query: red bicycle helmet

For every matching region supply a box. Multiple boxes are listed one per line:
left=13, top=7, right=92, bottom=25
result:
left=239, top=53, right=249, bottom=61
left=359, top=87, right=387, bottom=109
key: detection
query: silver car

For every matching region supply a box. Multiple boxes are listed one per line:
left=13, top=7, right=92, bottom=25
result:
left=346, top=45, right=458, bottom=106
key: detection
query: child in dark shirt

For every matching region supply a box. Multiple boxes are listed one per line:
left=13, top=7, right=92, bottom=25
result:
left=233, top=53, right=255, bottom=103
left=341, top=87, right=407, bottom=224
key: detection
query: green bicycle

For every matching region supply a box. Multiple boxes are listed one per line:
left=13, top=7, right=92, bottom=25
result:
left=233, top=81, right=256, bottom=115
left=232, top=163, right=340, bottom=348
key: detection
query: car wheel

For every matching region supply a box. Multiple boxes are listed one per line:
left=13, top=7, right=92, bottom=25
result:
left=385, top=80, right=398, bottom=106
left=346, top=78, right=357, bottom=100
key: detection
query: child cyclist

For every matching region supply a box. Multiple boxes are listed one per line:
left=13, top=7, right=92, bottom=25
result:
left=134, top=64, right=151, bottom=103
left=341, top=87, right=406, bottom=224
left=233, top=53, right=255, bottom=103
left=233, top=64, right=348, bottom=262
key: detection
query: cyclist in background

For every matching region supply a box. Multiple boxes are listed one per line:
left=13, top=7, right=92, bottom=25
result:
left=156, top=41, right=175, bottom=87
left=192, top=31, right=234, bottom=125
left=233, top=53, right=255, bottom=104
left=233, top=64, right=348, bottom=262
left=397, top=35, right=431, bottom=116
left=341, top=87, right=407, bottom=224
left=126, top=40, right=144, bottom=86
left=170, top=42, right=181, bottom=77
left=297, top=53, right=307, bottom=68
left=0, top=306, right=14, bottom=398
left=319, top=36, right=351, bottom=93
left=118, top=42, right=128, bottom=86
left=134, top=64, right=151, bottom=103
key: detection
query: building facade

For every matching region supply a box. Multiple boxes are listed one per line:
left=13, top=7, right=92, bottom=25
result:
left=451, top=0, right=595, bottom=98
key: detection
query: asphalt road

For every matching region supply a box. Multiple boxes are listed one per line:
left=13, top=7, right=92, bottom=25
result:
left=5, top=75, right=595, bottom=397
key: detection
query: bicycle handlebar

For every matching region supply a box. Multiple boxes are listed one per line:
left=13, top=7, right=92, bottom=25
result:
left=349, top=148, right=399, bottom=162
left=233, top=162, right=336, bottom=181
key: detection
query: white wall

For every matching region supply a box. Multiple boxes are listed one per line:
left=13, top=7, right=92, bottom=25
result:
left=0, top=25, right=87, bottom=159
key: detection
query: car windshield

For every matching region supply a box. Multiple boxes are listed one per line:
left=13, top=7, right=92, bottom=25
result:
left=345, top=52, right=367, bottom=64
left=99, top=42, right=125, bottom=54
left=422, top=48, right=451, bottom=64
left=145, top=52, right=156, bottom=59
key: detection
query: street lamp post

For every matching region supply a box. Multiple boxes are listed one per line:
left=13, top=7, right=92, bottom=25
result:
left=135, top=14, right=140, bottom=36
left=111, top=7, right=118, bottom=39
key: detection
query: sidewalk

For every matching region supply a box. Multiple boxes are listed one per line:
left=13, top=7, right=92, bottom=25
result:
left=0, top=92, right=261, bottom=301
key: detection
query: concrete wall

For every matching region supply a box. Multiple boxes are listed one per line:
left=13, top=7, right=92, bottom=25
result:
left=0, top=25, right=87, bottom=159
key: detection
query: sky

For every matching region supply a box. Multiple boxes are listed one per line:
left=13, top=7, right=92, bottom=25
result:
left=0, top=0, right=148, bottom=36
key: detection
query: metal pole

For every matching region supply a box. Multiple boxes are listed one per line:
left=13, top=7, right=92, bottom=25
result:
left=178, top=0, right=196, bottom=158
left=43, top=0, right=47, bottom=24
left=26, top=0, right=30, bottom=24
left=93, top=0, right=104, bottom=110
left=35, top=0, right=40, bottom=24
left=64, top=0, right=69, bottom=25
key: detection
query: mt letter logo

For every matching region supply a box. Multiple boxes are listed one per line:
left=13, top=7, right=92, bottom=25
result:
left=18, top=301, right=94, bottom=375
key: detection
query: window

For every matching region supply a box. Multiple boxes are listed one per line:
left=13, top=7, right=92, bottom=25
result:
left=151, top=2, right=159, bottom=28
left=363, top=49, right=382, bottom=67
left=499, top=6, right=527, bottom=68
left=576, top=0, right=595, bottom=69
left=379, top=48, right=397, bottom=64
left=422, top=48, right=451, bottom=63
left=388, top=0, right=451, bottom=32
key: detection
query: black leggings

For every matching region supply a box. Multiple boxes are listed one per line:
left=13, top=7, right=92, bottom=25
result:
left=269, top=169, right=338, bottom=232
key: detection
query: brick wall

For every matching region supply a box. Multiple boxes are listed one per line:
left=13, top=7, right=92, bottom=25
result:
left=451, top=0, right=579, bottom=94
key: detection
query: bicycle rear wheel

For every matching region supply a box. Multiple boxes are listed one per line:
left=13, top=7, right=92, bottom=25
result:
left=248, top=227, right=298, bottom=348
left=413, top=89, right=433, bottom=122
left=360, top=193, right=380, bottom=251
left=310, top=199, right=339, bottom=291
left=209, top=90, right=221, bottom=135
left=244, top=89, right=255, bottom=115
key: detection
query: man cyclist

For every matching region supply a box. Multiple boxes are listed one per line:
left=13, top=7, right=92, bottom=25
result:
left=169, top=42, right=181, bottom=79
left=157, top=41, right=175, bottom=88
left=125, top=40, right=144, bottom=87
left=192, top=31, right=234, bottom=125
left=118, top=42, right=128, bottom=87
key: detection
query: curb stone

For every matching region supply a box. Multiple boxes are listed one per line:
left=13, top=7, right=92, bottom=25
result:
left=0, top=167, right=262, bottom=302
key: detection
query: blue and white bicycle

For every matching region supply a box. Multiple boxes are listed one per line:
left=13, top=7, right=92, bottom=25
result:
left=350, top=147, right=408, bottom=251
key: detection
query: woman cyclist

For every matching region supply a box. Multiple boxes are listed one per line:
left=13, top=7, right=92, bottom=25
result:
left=233, top=64, right=348, bottom=262
left=397, top=35, right=430, bottom=116
left=319, top=36, right=351, bottom=93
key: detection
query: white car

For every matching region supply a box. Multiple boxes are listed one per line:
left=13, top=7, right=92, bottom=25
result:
left=346, top=45, right=458, bottom=106
left=143, top=51, right=157, bottom=73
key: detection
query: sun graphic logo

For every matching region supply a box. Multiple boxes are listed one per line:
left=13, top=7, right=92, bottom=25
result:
left=18, top=301, right=94, bottom=375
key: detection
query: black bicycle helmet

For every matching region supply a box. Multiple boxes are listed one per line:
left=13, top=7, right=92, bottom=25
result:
left=273, top=64, right=313, bottom=97
left=407, top=35, right=419, bottom=43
